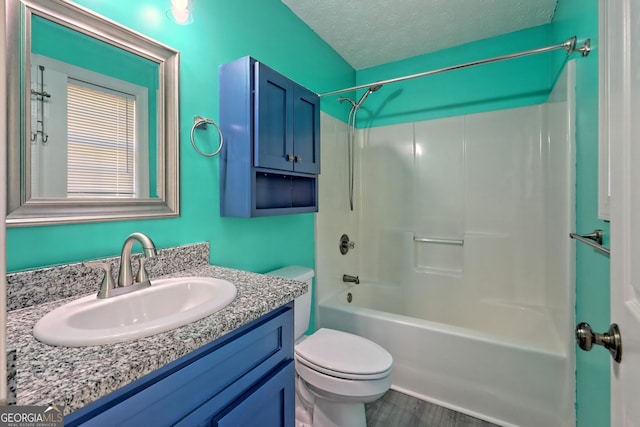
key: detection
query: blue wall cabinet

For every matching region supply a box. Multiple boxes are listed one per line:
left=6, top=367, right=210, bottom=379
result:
left=220, top=57, right=320, bottom=217
left=64, top=304, right=295, bottom=427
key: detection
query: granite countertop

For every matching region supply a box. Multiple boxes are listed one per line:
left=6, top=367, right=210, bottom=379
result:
left=7, top=264, right=307, bottom=414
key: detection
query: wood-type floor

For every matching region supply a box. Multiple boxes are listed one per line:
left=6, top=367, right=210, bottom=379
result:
left=365, top=390, right=501, bottom=427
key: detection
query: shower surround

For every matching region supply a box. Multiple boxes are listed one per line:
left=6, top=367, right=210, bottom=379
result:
left=315, top=63, right=576, bottom=427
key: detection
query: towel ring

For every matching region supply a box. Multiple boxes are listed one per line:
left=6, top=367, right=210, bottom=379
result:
left=190, top=116, right=224, bottom=157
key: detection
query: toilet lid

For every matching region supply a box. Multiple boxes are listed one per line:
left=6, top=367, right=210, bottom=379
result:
left=295, top=328, right=393, bottom=378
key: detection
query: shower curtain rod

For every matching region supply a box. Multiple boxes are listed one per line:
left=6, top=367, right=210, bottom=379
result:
left=318, top=36, right=591, bottom=98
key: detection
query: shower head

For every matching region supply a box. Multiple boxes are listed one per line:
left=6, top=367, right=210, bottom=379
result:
left=355, top=84, right=383, bottom=109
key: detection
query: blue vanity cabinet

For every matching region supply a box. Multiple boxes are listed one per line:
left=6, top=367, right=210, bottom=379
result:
left=64, top=303, right=295, bottom=427
left=219, top=56, right=320, bottom=217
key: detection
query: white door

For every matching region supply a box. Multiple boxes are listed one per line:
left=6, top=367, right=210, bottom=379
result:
left=604, top=0, right=640, bottom=425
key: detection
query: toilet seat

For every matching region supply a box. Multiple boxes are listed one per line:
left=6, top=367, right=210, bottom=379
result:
left=295, top=328, right=393, bottom=380
left=295, top=354, right=392, bottom=380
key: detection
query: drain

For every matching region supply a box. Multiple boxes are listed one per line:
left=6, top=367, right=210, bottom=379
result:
left=347, top=292, right=352, bottom=303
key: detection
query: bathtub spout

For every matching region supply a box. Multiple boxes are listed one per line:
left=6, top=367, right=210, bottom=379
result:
left=343, top=274, right=360, bottom=285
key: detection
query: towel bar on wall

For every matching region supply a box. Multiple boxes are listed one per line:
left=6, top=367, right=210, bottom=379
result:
left=570, top=229, right=610, bottom=256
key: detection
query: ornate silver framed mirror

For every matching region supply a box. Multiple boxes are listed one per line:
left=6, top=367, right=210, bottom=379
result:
left=5, top=0, right=180, bottom=226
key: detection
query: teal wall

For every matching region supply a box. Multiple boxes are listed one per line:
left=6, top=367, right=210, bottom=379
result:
left=347, top=25, right=558, bottom=128
left=7, top=0, right=354, bottom=273
left=31, top=15, right=159, bottom=92
left=551, top=2, right=610, bottom=427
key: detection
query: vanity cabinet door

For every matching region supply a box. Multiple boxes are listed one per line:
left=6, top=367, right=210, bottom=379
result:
left=215, top=361, right=294, bottom=427
left=177, top=361, right=295, bottom=427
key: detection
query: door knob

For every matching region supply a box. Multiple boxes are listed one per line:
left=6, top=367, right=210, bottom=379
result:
left=575, top=322, right=622, bottom=363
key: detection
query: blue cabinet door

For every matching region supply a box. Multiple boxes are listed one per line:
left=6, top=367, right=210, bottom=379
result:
left=215, top=362, right=295, bottom=427
left=254, top=61, right=320, bottom=175
left=254, top=61, right=295, bottom=172
left=292, top=85, right=320, bottom=174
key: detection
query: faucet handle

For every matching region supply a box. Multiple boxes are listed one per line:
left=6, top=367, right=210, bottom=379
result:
left=135, top=257, right=150, bottom=284
left=84, top=262, right=115, bottom=299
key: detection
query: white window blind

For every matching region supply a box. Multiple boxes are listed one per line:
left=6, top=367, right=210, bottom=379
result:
left=67, top=80, right=136, bottom=198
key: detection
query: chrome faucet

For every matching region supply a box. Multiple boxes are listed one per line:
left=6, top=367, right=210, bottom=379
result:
left=343, top=274, right=360, bottom=285
left=85, top=232, right=157, bottom=299
left=118, top=232, right=157, bottom=288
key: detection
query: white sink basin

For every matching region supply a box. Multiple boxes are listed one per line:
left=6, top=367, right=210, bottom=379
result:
left=33, top=276, right=237, bottom=347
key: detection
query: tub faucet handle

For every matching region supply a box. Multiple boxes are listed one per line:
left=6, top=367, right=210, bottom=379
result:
left=340, top=234, right=355, bottom=255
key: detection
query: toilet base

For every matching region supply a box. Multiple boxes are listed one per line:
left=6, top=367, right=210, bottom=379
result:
left=296, top=376, right=370, bottom=427
left=313, top=399, right=366, bottom=427
left=296, top=390, right=313, bottom=427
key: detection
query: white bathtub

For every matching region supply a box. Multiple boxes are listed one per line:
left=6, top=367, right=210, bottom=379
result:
left=318, top=283, right=574, bottom=427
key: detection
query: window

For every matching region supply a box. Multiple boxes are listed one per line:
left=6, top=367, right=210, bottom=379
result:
left=67, top=80, right=136, bottom=197
left=29, top=53, right=149, bottom=199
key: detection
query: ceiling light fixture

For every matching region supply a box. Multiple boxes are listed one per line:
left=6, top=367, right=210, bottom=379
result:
left=168, top=0, right=193, bottom=25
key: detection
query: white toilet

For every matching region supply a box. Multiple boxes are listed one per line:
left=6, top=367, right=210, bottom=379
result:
left=266, top=266, right=393, bottom=427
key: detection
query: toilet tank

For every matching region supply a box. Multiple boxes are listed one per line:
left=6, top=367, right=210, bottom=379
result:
left=265, top=266, right=314, bottom=340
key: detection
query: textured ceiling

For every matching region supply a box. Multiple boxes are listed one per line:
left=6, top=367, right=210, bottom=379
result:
left=282, top=0, right=558, bottom=70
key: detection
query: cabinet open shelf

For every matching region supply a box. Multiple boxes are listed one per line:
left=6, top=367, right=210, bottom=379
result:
left=255, top=171, right=317, bottom=213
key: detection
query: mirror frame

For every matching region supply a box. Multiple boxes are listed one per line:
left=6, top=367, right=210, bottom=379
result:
left=5, top=0, right=180, bottom=227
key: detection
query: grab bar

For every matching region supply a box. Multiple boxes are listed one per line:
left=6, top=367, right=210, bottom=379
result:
left=570, top=229, right=610, bottom=256
left=413, top=236, right=464, bottom=246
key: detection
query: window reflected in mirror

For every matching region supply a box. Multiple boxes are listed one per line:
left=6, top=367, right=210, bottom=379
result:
left=29, top=15, right=159, bottom=200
